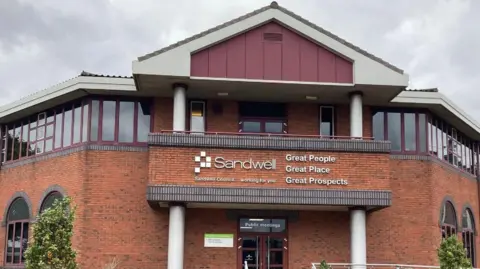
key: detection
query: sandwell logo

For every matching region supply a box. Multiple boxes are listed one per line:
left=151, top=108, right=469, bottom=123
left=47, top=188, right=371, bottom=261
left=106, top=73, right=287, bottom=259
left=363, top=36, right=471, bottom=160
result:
left=194, top=151, right=276, bottom=174
left=194, top=151, right=212, bottom=173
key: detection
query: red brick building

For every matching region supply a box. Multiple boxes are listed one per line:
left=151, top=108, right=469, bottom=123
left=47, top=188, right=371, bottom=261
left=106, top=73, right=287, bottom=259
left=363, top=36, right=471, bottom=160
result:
left=0, top=2, right=479, bottom=269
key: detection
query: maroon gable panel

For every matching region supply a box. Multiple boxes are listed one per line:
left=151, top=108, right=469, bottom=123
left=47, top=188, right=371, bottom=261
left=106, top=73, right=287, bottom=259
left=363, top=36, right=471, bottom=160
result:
left=191, top=21, right=353, bottom=83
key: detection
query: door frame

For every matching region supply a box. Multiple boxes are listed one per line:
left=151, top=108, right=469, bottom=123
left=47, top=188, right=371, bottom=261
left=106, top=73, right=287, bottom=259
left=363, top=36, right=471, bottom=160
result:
left=236, top=217, right=289, bottom=269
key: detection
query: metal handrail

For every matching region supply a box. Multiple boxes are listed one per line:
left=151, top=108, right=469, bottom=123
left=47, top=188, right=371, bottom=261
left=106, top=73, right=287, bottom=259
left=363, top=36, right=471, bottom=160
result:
left=311, top=263, right=478, bottom=269
left=158, top=130, right=375, bottom=140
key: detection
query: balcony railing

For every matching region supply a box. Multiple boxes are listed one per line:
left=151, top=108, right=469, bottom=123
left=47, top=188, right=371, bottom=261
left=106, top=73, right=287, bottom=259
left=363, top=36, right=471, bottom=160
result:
left=149, top=130, right=391, bottom=153
left=311, top=263, right=478, bottom=269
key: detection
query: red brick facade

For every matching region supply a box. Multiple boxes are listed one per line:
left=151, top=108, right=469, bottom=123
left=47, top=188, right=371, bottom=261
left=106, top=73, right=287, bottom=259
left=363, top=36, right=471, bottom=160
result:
left=0, top=98, right=478, bottom=269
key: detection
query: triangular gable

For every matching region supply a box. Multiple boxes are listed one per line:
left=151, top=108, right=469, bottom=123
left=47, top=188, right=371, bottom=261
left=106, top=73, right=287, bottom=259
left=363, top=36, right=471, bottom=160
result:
left=133, top=1, right=409, bottom=87
left=190, top=21, right=353, bottom=83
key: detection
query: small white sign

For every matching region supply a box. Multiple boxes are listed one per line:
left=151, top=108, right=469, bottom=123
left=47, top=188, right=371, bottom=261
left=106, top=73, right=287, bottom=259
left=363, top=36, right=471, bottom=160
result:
left=204, top=233, right=234, bottom=248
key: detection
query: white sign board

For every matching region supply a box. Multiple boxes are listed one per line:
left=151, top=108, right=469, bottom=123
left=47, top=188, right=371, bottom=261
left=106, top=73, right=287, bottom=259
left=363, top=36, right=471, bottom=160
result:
left=204, top=233, right=234, bottom=248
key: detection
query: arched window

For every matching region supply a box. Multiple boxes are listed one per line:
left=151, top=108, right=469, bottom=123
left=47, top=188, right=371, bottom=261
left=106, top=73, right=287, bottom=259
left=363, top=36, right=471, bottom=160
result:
left=39, top=191, right=64, bottom=213
left=462, top=208, right=476, bottom=266
left=441, top=201, right=457, bottom=239
left=5, top=198, right=30, bottom=266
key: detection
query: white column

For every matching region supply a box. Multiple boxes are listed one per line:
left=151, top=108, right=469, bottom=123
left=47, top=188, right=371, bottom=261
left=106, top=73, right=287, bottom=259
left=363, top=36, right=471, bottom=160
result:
left=349, top=92, right=363, bottom=139
left=173, top=84, right=187, bottom=132
left=350, top=208, right=367, bottom=269
left=168, top=204, right=185, bottom=269
left=350, top=92, right=366, bottom=268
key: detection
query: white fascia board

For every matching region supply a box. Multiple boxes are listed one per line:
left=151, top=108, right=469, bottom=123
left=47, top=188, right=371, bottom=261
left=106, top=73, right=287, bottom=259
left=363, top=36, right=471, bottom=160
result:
left=0, top=77, right=136, bottom=118
left=392, top=91, right=480, bottom=134
left=133, top=9, right=409, bottom=87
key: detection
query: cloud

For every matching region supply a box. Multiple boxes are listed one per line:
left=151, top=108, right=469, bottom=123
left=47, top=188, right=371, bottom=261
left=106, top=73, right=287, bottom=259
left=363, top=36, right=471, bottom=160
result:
left=1, top=0, right=479, bottom=121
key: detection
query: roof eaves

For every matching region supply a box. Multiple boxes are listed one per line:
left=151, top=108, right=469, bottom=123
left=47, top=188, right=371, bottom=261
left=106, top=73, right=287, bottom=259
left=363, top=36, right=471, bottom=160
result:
left=137, top=1, right=404, bottom=75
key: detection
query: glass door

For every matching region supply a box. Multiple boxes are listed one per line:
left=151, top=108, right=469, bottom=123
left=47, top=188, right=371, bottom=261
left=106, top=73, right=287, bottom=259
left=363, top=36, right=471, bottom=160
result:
left=239, top=235, right=287, bottom=269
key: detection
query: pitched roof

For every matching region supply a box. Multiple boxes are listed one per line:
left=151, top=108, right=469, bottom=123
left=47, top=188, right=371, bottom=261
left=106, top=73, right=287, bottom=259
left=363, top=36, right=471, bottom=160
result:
left=137, top=1, right=404, bottom=74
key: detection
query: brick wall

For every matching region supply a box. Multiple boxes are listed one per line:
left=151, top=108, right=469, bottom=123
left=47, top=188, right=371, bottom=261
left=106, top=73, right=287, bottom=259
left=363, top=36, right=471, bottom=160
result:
left=0, top=149, right=169, bottom=269
left=0, top=151, right=87, bottom=266
left=152, top=98, right=372, bottom=137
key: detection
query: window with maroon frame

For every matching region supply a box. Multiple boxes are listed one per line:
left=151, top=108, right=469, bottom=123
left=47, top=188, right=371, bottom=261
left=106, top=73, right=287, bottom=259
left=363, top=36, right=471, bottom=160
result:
left=4, top=198, right=30, bottom=266
left=40, top=191, right=64, bottom=213
left=372, top=110, right=427, bottom=153
left=462, top=208, right=476, bottom=266
left=1, top=97, right=152, bottom=163
left=427, top=116, right=478, bottom=175
left=441, top=201, right=458, bottom=239
left=373, top=110, right=480, bottom=177
left=238, top=102, right=287, bottom=134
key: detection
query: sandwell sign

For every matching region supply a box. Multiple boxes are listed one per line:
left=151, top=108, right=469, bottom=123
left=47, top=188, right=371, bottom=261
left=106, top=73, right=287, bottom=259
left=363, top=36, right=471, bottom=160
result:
left=193, top=151, right=347, bottom=186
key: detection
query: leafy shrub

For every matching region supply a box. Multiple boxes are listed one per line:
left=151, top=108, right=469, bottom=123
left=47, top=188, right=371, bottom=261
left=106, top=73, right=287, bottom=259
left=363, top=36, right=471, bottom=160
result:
left=24, top=197, right=78, bottom=269
left=437, top=235, right=472, bottom=269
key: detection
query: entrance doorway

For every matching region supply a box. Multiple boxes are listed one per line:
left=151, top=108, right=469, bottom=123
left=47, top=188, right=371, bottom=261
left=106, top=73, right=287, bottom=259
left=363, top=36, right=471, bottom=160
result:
left=238, top=218, right=288, bottom=269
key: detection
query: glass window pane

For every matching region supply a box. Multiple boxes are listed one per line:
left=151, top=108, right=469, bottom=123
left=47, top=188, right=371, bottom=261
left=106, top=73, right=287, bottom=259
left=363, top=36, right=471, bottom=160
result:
left=6, top=125, right=13, bottom=161
left=21, top=222, right=29, bottom=263
left=102, top=101, right=116, bottom=141
left=45, top=138, right=53, bottom=152
left=36, top=140, right=44, bottom=154
left=63, top=108, right=72, bottom=147
left=404, top=113, right=416, bottom=151
left=320, top=107, right=334, bottom=136
left=137, top=101, right=151, bottom=143
left=73, top=104, right=82, bottom=144
left=7, top=198, right=29, bottom=221
left=387, top=112, right=401, bottom=151
left=82, top=104, right=89, bottom=142
left=40, top=192, right=63, bottom=213
left=13, top=223, right=21, bottom=263
left=21, top=123, right=29, bottom=157
left=91, top=100, right=100, bottom=141
left=418, top=114, right=427, bottom=152
left=13, top=125, right=21, bottom=160
left=37, top=125, right=45, bottom=140
left=119, top=101, right=135, bottom=143
left=372, top=112, right=384, bottom=140
left=47, top=113, right=54, bottom=123
left=243, top=121, right=261, bottom=133
left=6, top=224, right=13, bottom=263
left=38, top=113, right=46, bottom=126
left=46, top=124, right=54, bottom=138
left=190, top=101, right=205, bottom=133
left=29, top=128, right=36, bottom=142
left=265, top=122, right=283, bottom=133
left=54, top=112, right=63, bottom=149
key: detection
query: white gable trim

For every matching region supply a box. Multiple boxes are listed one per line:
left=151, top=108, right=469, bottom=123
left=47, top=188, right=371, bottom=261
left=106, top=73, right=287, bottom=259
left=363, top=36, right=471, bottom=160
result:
left=0, top=76, right=135, bottom=118
left=392, top=91, right=480, bottom=135
left=132, top=9, right=409, bottom=87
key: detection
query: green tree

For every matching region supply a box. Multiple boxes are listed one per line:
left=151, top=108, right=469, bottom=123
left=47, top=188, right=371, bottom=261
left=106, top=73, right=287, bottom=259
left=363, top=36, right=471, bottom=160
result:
left=317, top=260, right=331, bottom=269
left=24, top=197, right=78, bottom=269
left=438, top=235, right=472, bottom=269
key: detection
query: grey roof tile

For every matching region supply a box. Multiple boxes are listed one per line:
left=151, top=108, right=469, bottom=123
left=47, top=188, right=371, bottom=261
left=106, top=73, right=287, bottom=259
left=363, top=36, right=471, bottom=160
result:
left=404, top=88, right=438, bottom=92
left=137, top=1, right=404, bottom=74
left=80, top=71, right=133, bottom=79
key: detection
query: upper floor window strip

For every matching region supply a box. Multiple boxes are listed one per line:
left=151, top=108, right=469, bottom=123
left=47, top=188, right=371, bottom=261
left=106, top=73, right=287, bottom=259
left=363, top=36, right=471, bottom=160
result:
left=1, top=97, right=152, bottom=164
left=373, top=109, right=480, bottom=176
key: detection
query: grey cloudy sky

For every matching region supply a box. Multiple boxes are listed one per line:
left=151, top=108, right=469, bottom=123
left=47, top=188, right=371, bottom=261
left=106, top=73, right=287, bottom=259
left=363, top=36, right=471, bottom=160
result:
left=1, top=0, right=479, bottom=120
